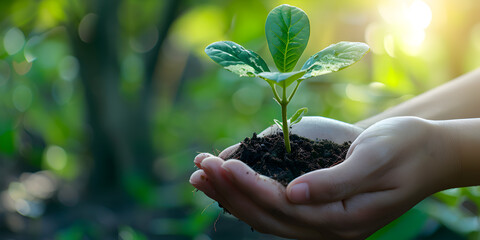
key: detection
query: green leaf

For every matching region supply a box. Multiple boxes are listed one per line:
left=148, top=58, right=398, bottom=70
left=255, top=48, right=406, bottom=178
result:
left=205, top=41, right=270, bottom=77
left=367, top=208, right=427, bottom=240
left=273, top=119, right=283, bottom=130
left=258, top=70, right=306, bottom=87
left=289, top=107, right=307, bottom=125
left=265, top=4, right=310, bottom=72
left=301, top=41, right=370, bottom=79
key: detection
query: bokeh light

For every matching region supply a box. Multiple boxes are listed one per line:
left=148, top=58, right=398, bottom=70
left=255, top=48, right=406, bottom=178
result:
left=171, top=5, right=227, bottom=54
left=3, top=27, right=25, bottom=55
left=2, top=171, right=58, bottom=219
left=0, top=0, right=480, bottom=238
left=406, top=0, right=432, bottom=29
left=375, top=0, right=433, bottom=56
left=44, top=145, right=68, bottom=171
left=58, top=56, right=80, bottom=81
left=21, top=171, right=57, bottom=200
left=12, top=61, right=32, bottom=75
left=129, top=25, right=159, bottom=53
left=24, top=36, right=42, bottom=63
left=78, top=13, right=98, bottom=43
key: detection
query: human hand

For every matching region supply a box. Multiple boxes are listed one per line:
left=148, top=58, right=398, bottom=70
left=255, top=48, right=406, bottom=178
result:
left=190, top=117, right=364, bottom=239
left=193, top=118, right=473, bottom=238
left=283, top=116, right=459, bottom=239
left=192, top=116, right=458, bottom=239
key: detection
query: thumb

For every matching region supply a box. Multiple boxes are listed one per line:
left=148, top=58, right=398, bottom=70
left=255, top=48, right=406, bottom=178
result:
left=286, top=158, right=366, bottom=204
left=218, top=143, right=240, bottom=160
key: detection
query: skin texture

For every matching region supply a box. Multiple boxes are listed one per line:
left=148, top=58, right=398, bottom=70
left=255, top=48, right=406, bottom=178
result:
left=356, top=68, right=480, bottom=128
left=190, top=68, right=480, bottom=239
left=191, top=117, right=366, bottom=239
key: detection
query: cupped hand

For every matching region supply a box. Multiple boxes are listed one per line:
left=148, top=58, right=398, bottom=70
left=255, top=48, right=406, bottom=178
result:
left=190, top=117, right=362, bottom=238
left=283, top=117, right=457, bottom=239
left=191, top=117, right=455, bottom=239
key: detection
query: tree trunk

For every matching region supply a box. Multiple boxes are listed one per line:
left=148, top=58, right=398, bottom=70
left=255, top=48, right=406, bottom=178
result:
left=67, top=0, right=182, bottom=199
left=68, top=0, right=146, bottom=196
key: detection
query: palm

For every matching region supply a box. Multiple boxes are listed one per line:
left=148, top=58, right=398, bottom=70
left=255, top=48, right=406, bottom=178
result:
left=191, top=117, right=363, bottom=239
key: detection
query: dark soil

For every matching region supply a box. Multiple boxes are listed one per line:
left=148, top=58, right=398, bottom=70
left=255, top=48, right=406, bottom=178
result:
left=226, top=132, right=351, bottom=186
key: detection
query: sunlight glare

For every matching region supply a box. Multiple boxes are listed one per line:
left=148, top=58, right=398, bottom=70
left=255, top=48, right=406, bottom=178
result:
left=407, top=0, right=432, bottom=29
left=377, top=0, right=433, bottom=56
left=401, top=0, right=431, bottom=55
left=401, top=27, right=426, bottom=55
left=384, top=35, right=396, bottom=57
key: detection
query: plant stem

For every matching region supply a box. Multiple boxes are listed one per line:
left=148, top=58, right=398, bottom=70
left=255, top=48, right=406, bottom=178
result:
left=269, top=83, right=282, bottom=105
left=287, top=81, right=301, bottom=103
left=281, top=82, right=291, bottom=153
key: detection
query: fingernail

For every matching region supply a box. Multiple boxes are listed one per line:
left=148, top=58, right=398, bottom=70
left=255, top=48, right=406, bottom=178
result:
left=194, top=153, right=213, bottom=166
left=288, top=183, right=310, bottom=203
left=189, top=176, right=198, bottom=185
left=200, top=158, right=214, bottom=169
left=189, top=170, right=206, bottom=186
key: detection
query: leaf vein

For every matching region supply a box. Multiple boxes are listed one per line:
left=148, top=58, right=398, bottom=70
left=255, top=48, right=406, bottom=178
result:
left=271, top=30, right=288, bottom=46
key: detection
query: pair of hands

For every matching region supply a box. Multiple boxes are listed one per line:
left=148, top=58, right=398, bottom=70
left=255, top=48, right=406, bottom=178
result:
left=190, top=116, right=458, bottom=239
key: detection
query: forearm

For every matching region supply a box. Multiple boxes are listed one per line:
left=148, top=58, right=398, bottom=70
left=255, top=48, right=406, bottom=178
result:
left=357, top=68, right=480, bottom=129
left=435, top=118, right=480, bottom=188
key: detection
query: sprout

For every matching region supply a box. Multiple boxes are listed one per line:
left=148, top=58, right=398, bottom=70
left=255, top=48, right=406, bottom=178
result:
left=205, top=4, right=369, bottom=153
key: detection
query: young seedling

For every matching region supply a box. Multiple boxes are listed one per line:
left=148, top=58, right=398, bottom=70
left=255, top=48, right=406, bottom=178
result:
left=205, top=4, right=369, bottom=153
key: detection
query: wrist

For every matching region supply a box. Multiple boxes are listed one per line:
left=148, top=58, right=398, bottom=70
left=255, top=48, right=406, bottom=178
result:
left=434, top=119, right=480, bottom=188
left=425, top=120, right=461, bottom=191
left=392, top=118, right=458, bottom=195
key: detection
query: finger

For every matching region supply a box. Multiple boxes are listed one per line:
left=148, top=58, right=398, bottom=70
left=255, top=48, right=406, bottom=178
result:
left=339, top=189, right=419, bottom=235
left=218, top=143, right=240, bottom=159
left=287, top=139, right=392, bottom=204
left=286, top=151, right=374, bottom=204
left=220, top=160, right=353, bottom=233
left=190, top=168, right=238, bottom=215
left=291, top=189, right=411, bottom=238
left=286, top=167, right=358, bottom=204
left=201, top=157, right=324, bottom=238
left=194, top=153, right=215, bottom=168
left=201, top=157, right=272, bottom=219
left=190, top=169, right=239, bottom=218
left=190, top=169, right=219, bottom=200
left=221, top=160, right=298, bottom=218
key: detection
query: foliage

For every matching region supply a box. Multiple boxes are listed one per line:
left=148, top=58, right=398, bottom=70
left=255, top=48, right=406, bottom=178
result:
left=206, top=4, right=369, bottom=152
left=0, top=0, right=479, bottom=239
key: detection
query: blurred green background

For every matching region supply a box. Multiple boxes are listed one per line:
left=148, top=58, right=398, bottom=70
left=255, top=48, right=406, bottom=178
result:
left=0, top=0, right=479, bottom=239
